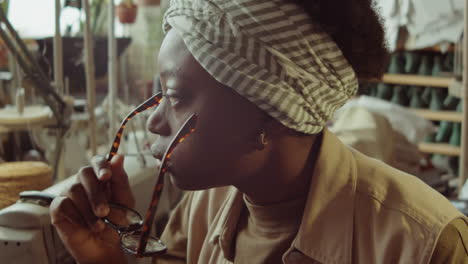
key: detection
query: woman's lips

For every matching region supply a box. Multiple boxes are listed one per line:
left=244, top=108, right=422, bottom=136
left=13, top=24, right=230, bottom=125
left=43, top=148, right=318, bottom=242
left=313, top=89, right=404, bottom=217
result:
left=151, top=143, right=175, bottom=175
left=152, top=153, right=173, bottom=174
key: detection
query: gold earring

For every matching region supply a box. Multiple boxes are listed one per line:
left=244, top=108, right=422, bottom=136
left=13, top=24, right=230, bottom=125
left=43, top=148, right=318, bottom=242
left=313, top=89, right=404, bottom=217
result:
left=256, top=130, right=267, bottom=150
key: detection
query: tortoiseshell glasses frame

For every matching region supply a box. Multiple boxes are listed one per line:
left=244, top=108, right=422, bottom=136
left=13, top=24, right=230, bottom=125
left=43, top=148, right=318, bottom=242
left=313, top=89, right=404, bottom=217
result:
left=106, top=92, right=163, bottom=162
left=104, top=91, right=198, bottom=257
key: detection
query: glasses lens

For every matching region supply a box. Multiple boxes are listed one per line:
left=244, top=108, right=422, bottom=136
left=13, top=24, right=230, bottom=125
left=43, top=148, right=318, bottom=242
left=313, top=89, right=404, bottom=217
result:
left=104, top=203, right=143, bottom=232
left=121, top=232, right=167, bottom=256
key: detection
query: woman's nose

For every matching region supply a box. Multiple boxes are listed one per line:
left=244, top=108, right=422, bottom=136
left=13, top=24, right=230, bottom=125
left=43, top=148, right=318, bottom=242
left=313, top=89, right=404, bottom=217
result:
left=146, top=102, right=171, bottom=136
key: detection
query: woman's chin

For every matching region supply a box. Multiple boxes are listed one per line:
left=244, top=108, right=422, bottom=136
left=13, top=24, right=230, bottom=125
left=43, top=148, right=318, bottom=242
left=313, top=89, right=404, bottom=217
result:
left=168, top=173, right=208, bottom=191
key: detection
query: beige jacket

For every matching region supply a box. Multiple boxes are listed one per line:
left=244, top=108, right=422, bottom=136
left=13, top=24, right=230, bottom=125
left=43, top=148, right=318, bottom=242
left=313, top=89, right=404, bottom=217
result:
left=156, top=130, right=464, bottom=264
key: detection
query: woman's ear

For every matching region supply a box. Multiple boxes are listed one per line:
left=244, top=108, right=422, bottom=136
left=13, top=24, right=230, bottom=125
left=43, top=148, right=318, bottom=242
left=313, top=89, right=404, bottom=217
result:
left=252, top=117, right=289, bottom=150
left=254, top=129, right=268, bottom=150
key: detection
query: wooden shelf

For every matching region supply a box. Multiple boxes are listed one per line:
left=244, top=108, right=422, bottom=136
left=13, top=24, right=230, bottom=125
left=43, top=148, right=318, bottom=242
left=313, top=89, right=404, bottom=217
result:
left=418, top=143, right=461, bottom=156
left=409, top=109, right=463, bottom=122
left=380, top=74, right=453, bottom=88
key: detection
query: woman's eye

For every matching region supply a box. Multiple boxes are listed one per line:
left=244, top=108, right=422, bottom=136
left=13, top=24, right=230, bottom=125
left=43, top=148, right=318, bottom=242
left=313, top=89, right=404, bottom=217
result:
left=165, top=88, right=185, bottom=107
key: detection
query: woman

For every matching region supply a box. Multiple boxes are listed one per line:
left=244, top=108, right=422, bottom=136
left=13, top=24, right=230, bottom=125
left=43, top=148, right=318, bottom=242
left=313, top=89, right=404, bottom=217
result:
left=50, top=0, right=467, bottom=263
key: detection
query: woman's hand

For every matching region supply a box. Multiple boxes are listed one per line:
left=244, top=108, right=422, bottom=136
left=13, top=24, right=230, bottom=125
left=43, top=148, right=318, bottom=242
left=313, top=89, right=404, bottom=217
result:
left=50, top=154, right=135, bottom=264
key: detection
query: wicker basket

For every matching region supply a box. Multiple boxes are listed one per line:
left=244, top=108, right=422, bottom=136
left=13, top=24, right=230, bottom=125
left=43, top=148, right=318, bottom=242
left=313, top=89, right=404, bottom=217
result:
left=0, top=162, right=52, bottom=209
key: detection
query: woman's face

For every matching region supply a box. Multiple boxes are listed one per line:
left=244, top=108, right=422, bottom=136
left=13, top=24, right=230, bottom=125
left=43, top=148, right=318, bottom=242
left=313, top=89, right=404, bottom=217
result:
left=147, top=29, right=270, bottom=190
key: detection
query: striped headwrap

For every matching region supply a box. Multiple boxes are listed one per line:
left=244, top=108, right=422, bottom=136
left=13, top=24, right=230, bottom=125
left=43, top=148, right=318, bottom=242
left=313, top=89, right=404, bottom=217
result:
left=163, top=0, right=358, bottom=134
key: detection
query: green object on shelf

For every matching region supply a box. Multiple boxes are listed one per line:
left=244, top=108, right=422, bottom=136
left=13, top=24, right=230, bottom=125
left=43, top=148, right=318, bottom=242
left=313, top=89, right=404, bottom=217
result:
left=409, top=86, right=425, bottom=108
left=391, top=52, right=420, bottom=106
left=428, top=89, right=447, bottom=111
left=421, top=86, right=430, bottom=102
left=390, top=85, right=410, bottom=106
left=391, top=52, right=406, bottom=73
left=449, top=122, right=461, bottom=146
left=406, top=52, right=425, bottom=108
left=424, top=55, right=446, bottom=111
left=442, top=52, right=458, bottom=110
left=376, top=83, right=393, bottom=100
left=435, top=121, right=453, bottom=143
left=419, top=53, right=435, bottom=75
left=404, top=52, right=422, bottom=73
left=448, top=100, right=462, bottom=146
left=421, top=86, right=431, bottom=104
left=443, top=96, right=460, bottom=110
left=418, top=54, right=434, bottom=106
left=377, top=52, right=405, bottom=100
left=442, top=52, right=455, bottom=72
left=450, top=100, right=463, bottom=146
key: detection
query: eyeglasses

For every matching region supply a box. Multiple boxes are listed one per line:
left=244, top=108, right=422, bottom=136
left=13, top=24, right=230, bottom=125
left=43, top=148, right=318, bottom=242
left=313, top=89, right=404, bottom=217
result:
left=105, top=92, right=198, bottom=257
left=116, top=114, right=197, bottom=257
left=20, top=92, right=197, bottom=258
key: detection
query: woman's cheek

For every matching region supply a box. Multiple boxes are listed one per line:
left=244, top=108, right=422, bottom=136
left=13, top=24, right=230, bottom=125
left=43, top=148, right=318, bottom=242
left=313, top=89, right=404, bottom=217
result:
left=170, top=135, right=202, bottom=173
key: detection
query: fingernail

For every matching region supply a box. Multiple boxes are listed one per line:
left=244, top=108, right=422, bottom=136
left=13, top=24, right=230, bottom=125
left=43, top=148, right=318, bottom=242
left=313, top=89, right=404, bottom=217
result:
left=97, top=204, right=109, bottom=217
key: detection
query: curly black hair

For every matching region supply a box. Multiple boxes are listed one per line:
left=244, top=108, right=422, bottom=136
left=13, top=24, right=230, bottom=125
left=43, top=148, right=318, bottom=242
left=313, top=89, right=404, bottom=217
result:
left=292, top=0, right=389, bottom=81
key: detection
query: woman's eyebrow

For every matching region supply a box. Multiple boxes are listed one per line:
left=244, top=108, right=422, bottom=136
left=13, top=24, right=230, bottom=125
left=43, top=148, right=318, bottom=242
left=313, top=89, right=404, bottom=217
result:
left=157, top=70, right=192, bottom=95
left=160, top=68, right=180, bottom=78
left=159, top=68, right=193, bottom=82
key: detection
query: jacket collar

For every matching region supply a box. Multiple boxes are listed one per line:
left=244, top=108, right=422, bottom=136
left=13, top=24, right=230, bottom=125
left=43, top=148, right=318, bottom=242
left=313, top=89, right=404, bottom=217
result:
left=210, top=129, right=357, bottom=263
left=292, top=129, right=357, bottom=263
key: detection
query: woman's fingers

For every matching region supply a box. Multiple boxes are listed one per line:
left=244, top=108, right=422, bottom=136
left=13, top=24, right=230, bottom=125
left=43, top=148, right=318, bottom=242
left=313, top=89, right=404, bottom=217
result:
left=50, top=196, right=88, bottom=238
left=49, top=156, right=134, bottom=264
left=89, top=154, right=134, bottom=209
left=65, top=181, right=105, bottom=231
left=50, top=196, right=121, bottom=264
left=78, top=166, right=110, bottom=218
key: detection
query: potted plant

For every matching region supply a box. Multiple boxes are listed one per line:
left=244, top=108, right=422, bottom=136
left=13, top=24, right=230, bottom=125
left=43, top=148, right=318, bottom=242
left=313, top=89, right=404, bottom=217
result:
left=116, top=0, right=137, bottom=24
